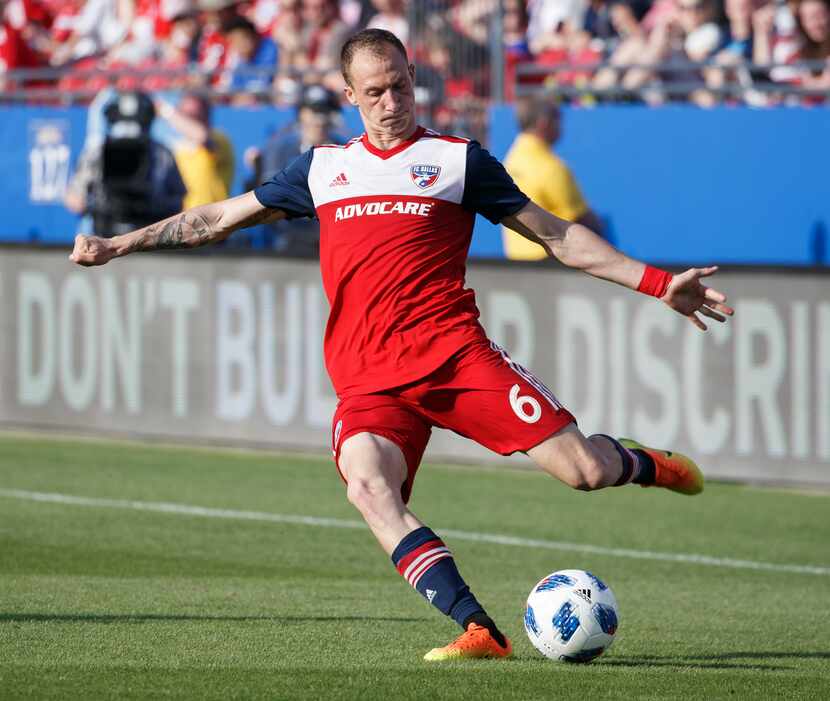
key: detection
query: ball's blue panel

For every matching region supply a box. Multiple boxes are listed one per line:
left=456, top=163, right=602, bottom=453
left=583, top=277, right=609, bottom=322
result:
left=524, top=604, right=540, bottom=637
left=536, top=573, right=575, bottom=592
left=551, top=601, right=580, bottom=642
left=592, top=603, right=618, bottom=635
left=585, top=571, right=608, bottom=591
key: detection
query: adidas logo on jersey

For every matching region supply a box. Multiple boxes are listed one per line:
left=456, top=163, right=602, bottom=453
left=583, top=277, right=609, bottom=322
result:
left=334, top=200, right=433, bottom=222
left=329, top=172, right=350, bottom=187
left=426, top=589, right=438, bottom=603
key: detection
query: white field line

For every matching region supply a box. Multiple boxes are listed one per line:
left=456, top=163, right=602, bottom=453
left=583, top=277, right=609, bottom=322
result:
left=1, top=488, right=828, bottom=577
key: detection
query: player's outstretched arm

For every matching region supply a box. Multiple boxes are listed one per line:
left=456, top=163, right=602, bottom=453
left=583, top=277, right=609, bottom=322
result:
left=69, top=192, right=285, bottom=267
left=502, top=201, right=734, bottom=330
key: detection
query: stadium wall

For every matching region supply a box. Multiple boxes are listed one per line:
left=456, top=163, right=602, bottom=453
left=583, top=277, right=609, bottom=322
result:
left=2, top=249, right=829, bottom=486
left=480, top=104, right=830, bottom=264
left=4, top=104, right=830, bottom=264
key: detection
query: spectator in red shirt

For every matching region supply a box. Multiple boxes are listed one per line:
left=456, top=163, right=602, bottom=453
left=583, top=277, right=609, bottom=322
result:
left=164, top=1, right=202, bottom=65
left=197, top=0, right=243, bottom=73
left=0, top=20, right=42, bottom=86
left=0, top=0, right=52, bottom=91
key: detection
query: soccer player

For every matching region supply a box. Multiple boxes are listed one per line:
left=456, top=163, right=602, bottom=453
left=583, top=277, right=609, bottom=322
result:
left=70, top=29, right=734, bottom=661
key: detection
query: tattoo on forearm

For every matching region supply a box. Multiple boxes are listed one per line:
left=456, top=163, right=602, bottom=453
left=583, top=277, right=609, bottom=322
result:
left=238, top=208, right=281, bottom=228
left=156, top=218, right=185, bottom=249
left=128, top=211, right=216, bottom=253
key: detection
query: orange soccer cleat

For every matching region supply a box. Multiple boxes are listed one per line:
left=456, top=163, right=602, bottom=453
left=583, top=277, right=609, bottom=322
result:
left=619, top=438, right=705, bottom=495
left=423, top=623, right=513, bottom=661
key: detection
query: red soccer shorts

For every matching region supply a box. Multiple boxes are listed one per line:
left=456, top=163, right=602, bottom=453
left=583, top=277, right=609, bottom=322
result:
left=331, top=340, right=576, bottom=503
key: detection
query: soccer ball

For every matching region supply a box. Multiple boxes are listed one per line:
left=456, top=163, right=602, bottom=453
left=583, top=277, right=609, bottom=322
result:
left=524, top=569, right=618, bottom=663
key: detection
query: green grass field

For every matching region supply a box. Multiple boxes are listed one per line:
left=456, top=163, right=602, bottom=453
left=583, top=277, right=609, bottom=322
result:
left=1, top=433, right=828, bottom=700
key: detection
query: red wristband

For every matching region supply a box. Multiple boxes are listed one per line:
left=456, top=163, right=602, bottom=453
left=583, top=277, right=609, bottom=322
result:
left=637, top=265, right=673, bottom=298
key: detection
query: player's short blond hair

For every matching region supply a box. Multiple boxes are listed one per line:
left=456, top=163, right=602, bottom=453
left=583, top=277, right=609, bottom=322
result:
left=340, top=28, right=409, bottom=86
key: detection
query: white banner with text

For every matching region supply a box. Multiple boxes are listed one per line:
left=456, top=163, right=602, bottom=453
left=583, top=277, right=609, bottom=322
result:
left=1, top=251, right=828, bottom=485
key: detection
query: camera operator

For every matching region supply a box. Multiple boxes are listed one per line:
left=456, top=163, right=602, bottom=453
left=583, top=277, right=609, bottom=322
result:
left=65, top=91, right=186, bottom=237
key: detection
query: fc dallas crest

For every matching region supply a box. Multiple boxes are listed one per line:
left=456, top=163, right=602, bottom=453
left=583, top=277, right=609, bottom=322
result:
left=410, top=164, right=441, bottom=189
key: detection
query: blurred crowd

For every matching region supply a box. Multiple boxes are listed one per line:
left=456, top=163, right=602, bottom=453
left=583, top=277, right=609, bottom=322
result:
left=0, top=0, right=371, bottom=102
left=529, top=0, right=830, bottom=104
left=1, top=0, right=828, bottom=109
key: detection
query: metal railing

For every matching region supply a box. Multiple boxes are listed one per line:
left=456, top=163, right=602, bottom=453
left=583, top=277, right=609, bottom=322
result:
left=514, top=59, right=830, bottom=102
left=2, top=59, right=828, bottom=105
left=0, top=64, right=269, bottom=104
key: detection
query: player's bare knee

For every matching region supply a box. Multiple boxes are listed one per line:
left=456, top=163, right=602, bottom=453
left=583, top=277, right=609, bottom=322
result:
left=345, top=475, right=399, bottom=515
left=345, top=477, right=370, bottom=511
left=340, top=434, right=406, bottom=515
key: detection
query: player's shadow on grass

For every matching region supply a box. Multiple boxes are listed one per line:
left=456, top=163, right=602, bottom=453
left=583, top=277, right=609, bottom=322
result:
left=0, top=613, right=429, bottom=624
left=597, top=651, right=830, bottom=671
left=597, top=657, right=790, bottom=671
left=697, top=651, right=830, bottom=661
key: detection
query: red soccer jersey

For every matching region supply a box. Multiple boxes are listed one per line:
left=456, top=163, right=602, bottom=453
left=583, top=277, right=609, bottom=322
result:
left=254, top=127, right=529, bottom=398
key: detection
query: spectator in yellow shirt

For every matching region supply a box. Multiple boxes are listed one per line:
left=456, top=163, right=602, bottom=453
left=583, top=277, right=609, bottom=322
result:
left=502, top=96, right=604, bottom=260
left=155, top=92, right=235, bottom=210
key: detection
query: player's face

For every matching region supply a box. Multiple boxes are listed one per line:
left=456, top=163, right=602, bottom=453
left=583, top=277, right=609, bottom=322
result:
left=344, top=46, right=416, bottom=141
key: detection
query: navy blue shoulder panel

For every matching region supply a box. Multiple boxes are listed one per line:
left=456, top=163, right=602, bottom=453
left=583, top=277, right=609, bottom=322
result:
left=461, top=141, right=529, bottom=224
left=253, top=147, right=315, bottom=219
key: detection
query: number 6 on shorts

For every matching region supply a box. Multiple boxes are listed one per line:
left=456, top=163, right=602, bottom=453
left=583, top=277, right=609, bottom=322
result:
left=509, top=384, right=542, bottom=424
